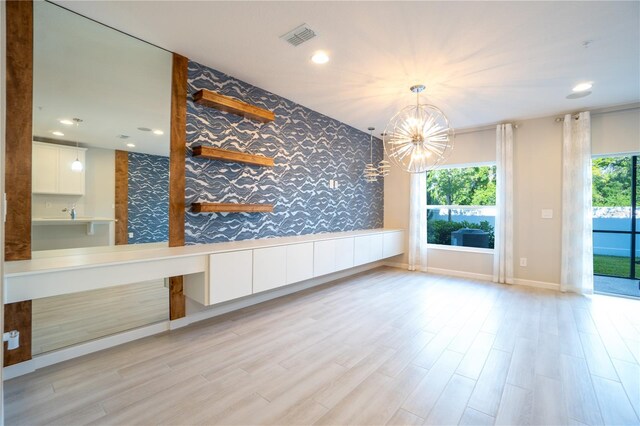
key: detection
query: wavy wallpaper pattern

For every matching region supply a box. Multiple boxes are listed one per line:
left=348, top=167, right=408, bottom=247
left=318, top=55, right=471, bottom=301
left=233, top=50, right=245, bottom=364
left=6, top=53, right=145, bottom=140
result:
left=185, top=60, right=384, bottom=244
left=128, top=152, right=169, bottom=244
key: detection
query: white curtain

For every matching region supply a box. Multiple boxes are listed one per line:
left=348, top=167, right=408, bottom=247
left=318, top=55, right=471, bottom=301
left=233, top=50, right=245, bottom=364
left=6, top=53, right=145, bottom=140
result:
left=494, top=124, right=514, bottom=284
left=408, top=172, right=428, bottom=271
left=561, top=112, right=594, bottom=294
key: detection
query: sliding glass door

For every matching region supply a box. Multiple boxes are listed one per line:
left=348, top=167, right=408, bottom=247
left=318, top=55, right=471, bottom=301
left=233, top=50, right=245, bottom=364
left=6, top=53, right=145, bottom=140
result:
left=592, top=155, right=639, bottom=297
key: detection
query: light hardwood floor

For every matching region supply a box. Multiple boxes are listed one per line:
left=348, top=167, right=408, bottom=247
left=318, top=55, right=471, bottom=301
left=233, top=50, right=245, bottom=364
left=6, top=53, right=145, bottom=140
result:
left=5, top=267, right=640, bottom=425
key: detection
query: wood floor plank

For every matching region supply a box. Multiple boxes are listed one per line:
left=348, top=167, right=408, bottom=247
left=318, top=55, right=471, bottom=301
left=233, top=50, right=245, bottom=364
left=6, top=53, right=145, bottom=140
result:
left=592, top=375, right=640, bottom=425
left=494, top=384, right=532, bottom=425
left=386, top=408, right=424, bottom=426
left=423, top=374, right=475, bottom=425
left=506, top=337, right=538, bottom=390
left=532, top=374, right=568, bottom=426
left=560, top=354, right=604, bottom=425
left=459, top=407, right=496, bottom=426
left=402, top=349, right=463, bottom=418
left=612, top=358, right=640, bottom=419
left=467, top=349, right=512, bottom=417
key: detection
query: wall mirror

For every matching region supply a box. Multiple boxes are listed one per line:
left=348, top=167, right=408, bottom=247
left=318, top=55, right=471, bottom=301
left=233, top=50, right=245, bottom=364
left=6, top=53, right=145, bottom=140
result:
left=31, top=1, right=172, bottom=252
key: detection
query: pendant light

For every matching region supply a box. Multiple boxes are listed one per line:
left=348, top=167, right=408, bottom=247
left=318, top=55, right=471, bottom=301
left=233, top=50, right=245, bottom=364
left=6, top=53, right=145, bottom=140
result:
left=363, top=127, right=378, bottom=182
left=383, top=85, right=454, bottom=173
left=70, top=118, right=83, bottom=172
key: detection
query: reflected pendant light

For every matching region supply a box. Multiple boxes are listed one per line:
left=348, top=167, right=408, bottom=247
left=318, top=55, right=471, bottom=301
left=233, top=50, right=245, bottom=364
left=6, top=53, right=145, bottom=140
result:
left=71, top=118, right=83, bottom=172
left=383, top=85, right=454, bottom=173
left=363, top=127, right=378, bottom=182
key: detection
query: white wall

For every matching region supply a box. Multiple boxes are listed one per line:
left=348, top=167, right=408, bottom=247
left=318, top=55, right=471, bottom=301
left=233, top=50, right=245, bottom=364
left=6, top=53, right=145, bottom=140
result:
left=32, top=147, right=115, bottom=250
left=384, top=106, right=640, bottom=286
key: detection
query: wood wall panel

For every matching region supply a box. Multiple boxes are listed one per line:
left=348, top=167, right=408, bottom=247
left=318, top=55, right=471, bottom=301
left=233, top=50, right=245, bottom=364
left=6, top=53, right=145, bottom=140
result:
left=5, top=0, right=33, bottom=261
left=114, top=150, right=129, bottom=245
left=4, top=301, right=32, bottom=366
left=169, top=53, right=187, bottom=248
left=169, top=53, right=188, bottom=319
left=169, top=276, right=185, bottom=320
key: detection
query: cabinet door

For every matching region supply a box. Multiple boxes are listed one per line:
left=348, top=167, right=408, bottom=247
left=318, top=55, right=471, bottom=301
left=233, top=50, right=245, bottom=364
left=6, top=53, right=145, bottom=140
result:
left=353, top=235, right=372, bottom=266
left=334, top=237, right=354, bottom=271
left=286, top=242, right=314, bottom=284
left=370, top=234, right=384, bottom=261
left=253, top=246, right=287, bottom=293
left=383, top=231, right=404, bottom=258
left=209, top=250, right=253, bottom=304
left=58, top=147, right=85, bottom=195
left=32, top=143, right=59, bottom=194
left=313, top=240, right=335, bottom=277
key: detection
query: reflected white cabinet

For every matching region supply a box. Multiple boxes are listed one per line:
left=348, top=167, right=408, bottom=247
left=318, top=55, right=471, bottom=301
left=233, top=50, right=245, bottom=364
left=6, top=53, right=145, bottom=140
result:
left=383, top=231, right=404, bottom=258
left=209, top=250, right=253, bottom=304
left=314, top=240, right=335, bottom=277
left=286, top=242, right=314, bottom=284
left=334, top=237, right=354, bottom=271
left=32, top=142, right=86, bottom=195
left=253, top=246, right=287, bottom=293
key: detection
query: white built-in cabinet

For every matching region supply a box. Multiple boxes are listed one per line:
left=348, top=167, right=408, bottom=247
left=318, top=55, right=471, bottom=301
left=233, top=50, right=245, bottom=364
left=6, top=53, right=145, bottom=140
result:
left=185, top=230, right=405, bottom=306
left=32, top=142, right=86, bottom=195
left=286, top=243, right=314, bottom=284
left=253, top=246, right=287, bottom=293
left=209, top=250, right=253, bottom=304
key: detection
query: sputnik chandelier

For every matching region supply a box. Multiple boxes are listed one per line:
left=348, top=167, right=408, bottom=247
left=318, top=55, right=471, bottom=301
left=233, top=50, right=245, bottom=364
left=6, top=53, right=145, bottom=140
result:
left=363, top=127, right=391, bottom=183
left=383, top=84, right=454, bottom=173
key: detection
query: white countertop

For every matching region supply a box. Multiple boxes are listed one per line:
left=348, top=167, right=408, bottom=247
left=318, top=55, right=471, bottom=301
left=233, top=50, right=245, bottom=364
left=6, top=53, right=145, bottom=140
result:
left=32, top=217, right=115, bottom=225
left=5, top=228, right=404, bottom=277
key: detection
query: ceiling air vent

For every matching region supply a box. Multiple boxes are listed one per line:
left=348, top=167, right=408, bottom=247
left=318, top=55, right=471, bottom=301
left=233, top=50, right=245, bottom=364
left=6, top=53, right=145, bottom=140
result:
left=280, top=24, right=316, bottom=47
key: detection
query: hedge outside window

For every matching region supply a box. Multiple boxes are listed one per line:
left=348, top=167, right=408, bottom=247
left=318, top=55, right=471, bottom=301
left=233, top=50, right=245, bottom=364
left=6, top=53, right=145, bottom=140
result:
left=426, top=165, right=497, bottom=249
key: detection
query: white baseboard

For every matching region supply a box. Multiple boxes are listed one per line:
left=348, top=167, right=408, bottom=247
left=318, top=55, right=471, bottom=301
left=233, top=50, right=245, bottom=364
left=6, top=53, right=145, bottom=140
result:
left=4, top=261, right=385, bottom=379
left=512, top=278, right=560, bottom=290
left=384, top=262, right=561, bottom=290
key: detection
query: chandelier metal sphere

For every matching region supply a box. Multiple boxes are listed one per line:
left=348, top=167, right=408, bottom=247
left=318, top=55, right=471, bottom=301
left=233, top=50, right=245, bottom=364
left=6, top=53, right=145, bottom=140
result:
left=383, top=85, right=454, bottom=173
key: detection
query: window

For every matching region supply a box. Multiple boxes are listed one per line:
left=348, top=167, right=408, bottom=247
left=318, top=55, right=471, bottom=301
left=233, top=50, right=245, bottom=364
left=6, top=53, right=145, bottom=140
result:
left=426, top=165, right=496, bottom=249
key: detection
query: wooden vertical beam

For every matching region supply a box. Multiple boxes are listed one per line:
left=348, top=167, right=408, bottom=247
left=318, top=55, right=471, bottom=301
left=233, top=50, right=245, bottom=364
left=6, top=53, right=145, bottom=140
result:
left=114, top=150, right=129, bottom=245
left=4, top=0, right=34, bottom=366
left=4, top=302, right=32, bottom=366
left=169, top=53, right=187, bottom=320
left=5, top=0, right=32, bottom=261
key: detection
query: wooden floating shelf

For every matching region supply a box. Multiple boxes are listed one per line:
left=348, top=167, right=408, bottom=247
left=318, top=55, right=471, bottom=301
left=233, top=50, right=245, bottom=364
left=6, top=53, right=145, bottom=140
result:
left=191, top=203, right=274, bottom=213
left=192, top=145, right=274, bottom=167
left=193, top=89, right=275, bottom=123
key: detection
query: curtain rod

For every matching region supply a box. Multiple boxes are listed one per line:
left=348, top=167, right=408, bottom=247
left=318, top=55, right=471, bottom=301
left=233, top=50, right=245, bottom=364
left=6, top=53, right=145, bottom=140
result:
left=456, top=102, right=639, bottom=135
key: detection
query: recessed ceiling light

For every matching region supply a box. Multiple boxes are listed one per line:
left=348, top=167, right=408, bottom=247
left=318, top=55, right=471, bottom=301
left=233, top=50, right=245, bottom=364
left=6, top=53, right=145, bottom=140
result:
left=117, top=134, right=130, bottom=139
left=152, top=129, right=164, bottom=135
left=566, top=91, right=592, bottom=100
left=126, top=143, right=136, bottom=148
left=311, top=51, right=329, bottom=64
left=59, top=119, right=73, bottom=125
left=137, top=127, right=151, bottom=132
left=52, top=131, right=64, bottom=136
left=572, top=82, right=593, bottom=92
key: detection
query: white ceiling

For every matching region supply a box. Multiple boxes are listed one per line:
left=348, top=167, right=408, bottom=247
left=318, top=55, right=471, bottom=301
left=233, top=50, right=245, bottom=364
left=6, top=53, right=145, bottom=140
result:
left=53, top=1, right=640, bottom=134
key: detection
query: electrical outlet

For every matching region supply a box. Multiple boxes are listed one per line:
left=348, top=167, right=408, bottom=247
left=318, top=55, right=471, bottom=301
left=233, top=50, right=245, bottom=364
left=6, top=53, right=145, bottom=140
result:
left=128, top=232, right=134, bottom=238
left=541, top=209, right=553, bottom=219
left=334, top=180, right=339, bottom=189
left=520, top=257, right=527, bottom=267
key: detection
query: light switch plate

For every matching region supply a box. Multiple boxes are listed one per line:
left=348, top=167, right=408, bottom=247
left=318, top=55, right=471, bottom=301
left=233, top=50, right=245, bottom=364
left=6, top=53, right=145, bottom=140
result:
left=541, top=209, right=553, bottom=219
left=128, top=232, right=134, bottom=238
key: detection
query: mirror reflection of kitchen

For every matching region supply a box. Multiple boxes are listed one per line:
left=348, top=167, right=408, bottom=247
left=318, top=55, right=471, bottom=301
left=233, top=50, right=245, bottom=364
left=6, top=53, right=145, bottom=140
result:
left=31, top=0, right=172, bottom=252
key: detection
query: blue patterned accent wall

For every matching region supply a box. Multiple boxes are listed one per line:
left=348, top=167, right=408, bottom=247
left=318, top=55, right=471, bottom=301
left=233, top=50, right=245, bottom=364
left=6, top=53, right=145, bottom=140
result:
left=128, top=152, right=169, bottom=244
left=185, top=60, right=384, bottom=244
